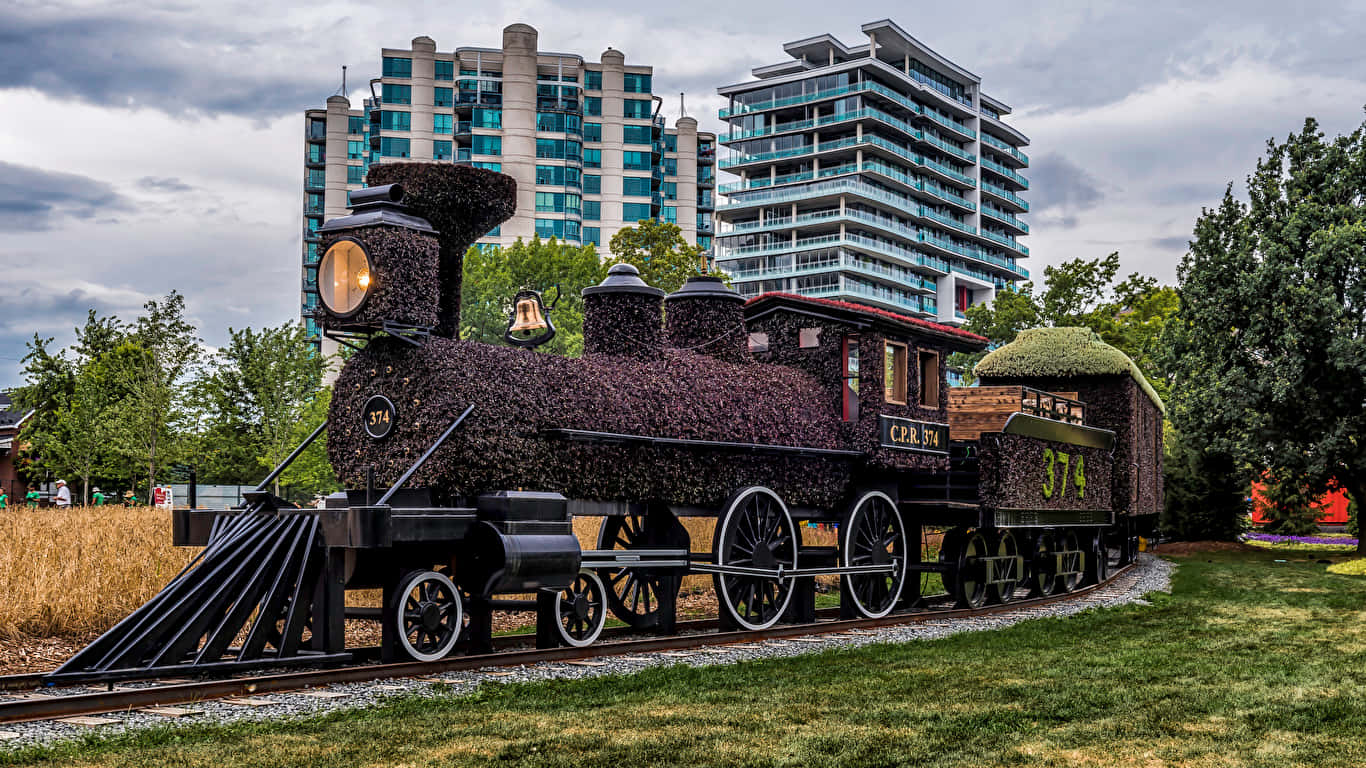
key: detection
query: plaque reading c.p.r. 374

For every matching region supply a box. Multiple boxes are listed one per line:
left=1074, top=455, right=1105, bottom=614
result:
left=878, top=415, right=949, bottom=454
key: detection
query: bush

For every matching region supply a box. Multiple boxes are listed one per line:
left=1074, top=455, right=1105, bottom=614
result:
left=1327, top=559, right=1366, bottom=576
left=1161, top=427, right=1249, bottom=541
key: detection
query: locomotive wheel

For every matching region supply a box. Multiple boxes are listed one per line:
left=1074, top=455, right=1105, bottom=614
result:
left=987, top=529, right=1021, bottom=604
left=554, top=570, right=608, bottom=648
left=713, top=487, right=798, bottom=630
left=1027, top=532, right=1059, bottom=597
left=1085, top=532, right=1110, bottom=585
left=597, top=507, right=682, bottom=629
left=953, top=531, right=989, bottom=609
left=1058, top=530, right=1085, bottom=593
left=841, top=491, right=908, bottom=618
left=393, top=570, right=463, bottom=662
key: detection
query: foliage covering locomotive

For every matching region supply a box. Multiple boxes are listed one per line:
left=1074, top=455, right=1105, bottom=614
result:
left=54, top=164, right=1162, bottom=681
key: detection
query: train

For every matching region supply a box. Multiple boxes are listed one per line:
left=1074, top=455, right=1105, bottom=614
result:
left=54, top=164, right=1162, bottom=681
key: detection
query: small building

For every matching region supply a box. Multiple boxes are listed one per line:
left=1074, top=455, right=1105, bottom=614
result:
left=0, top=391, right=34, bottom=502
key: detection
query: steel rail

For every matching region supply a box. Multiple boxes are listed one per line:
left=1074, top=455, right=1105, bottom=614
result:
left=0, top=563, right=1137, bottom=725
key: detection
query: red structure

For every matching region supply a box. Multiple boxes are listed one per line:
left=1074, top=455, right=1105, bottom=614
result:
left=0, top=392, right=34, bottom=502
left=1250, top=483, right=1352, bottom=526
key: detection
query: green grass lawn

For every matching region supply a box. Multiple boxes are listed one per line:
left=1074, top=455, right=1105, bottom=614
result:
left=7, top=550, right=1366, bottom=767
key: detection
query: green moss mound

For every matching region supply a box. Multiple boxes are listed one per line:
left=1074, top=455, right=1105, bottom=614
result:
left=976, top=326, right=1164, bottom=412
left=1327, top=559, right=1366, bottom=576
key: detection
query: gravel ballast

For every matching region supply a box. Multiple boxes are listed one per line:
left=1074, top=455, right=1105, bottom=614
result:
left=0, top=555, right=1174, bottom=750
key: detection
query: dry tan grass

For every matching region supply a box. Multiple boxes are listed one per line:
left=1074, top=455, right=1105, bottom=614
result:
left=0, top=506, right=197, bottom=641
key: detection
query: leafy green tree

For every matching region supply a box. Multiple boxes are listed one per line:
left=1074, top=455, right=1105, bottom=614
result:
left=461, top=237, right=605, bottom=357
left=279, top=386, right=339, bottom=503
left=1160, top=425, right=1249, bottom=541
left=952, top=253, right=1176, bottom=397
left=1165, top=116, right=1366, bottom=552
left=108, top=292, right=201, bottom=500
left=607, top=219, right=706, bottom=294
left=193, top=323, right=328, bottom=495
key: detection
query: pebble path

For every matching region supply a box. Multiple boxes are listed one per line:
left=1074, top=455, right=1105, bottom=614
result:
left=0, top=555, right=1174, bottom=750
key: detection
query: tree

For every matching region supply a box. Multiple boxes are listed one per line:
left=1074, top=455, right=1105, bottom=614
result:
left=952, top=253, right=1177, bottom=397
left=193, top=322, right=328, bottom=495
left=109, top=292, right=201, bottom=500
left=461, top=237, right=605, bottom=357
left=1165, top=116, right=1366, bottom=553
left=278, top=386, right=339, bottom=502
left=607, top=219, right=707, bottom=294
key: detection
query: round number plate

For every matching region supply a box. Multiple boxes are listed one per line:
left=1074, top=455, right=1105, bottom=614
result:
left=363, top=395, right=396, bottom=439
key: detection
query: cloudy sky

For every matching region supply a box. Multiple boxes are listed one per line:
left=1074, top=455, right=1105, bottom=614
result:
left=3, top=0, right=1365, bottom=388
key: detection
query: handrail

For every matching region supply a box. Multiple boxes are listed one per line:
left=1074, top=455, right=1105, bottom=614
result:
left=255, top=421, right=329, bottom=493
left=376, top=405, right=475, bottom=507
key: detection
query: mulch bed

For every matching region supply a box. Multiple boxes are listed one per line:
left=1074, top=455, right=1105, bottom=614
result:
left=1150, top=540, right=1261, bottom=555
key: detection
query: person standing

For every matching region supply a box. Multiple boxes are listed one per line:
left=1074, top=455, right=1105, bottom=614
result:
left=0, top=486, right=7, bottom=509
left=25, top=488, right=40, bottom=509
left=92, top=487, right=105, bottom=506
left=54, top=479, right=71, bottom=508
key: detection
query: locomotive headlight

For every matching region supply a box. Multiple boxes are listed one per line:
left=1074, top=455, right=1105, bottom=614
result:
left=319, top=238, right=373, bottom=318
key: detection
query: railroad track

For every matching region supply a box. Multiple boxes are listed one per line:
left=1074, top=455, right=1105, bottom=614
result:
left=0, top=563, right=1135, bottom=725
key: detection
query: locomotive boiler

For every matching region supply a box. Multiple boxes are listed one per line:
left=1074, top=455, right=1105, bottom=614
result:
left=53, top=164, right=1162, bottom=681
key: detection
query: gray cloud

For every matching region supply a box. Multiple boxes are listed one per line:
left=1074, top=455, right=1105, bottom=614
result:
left=137, top=176, right=195, bottom=194
left=0, top=8, right=336, bottom=119
left=0, top=162, right=132, bottom=231
left=1151, top=236, right=1191, bottom=252
left=1026, top=153, right=1104, bottom=217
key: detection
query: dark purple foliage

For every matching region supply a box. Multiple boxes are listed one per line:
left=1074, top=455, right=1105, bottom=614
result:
left=665, top=294, right=750, bottom=364
left=316, top=225, right=439, bottom=329
left=1244, top=533, right=1358, bottom=546
left=329, top=336, right=854, bottom=509
left=978, top=433, right=1113, bottom=512
left=365, top=163, right=517, bottom=337
left=583, top=293, right=664, bottom=361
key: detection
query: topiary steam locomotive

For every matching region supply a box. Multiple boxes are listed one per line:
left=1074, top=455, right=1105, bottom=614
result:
left=54, top=164, right=1162, bottom=681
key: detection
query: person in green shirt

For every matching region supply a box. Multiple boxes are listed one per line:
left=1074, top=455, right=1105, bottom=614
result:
left=25, top=490, right=40, bottom=509
left=0, top=487, right=8, bottom=508
left=92, top=487, right=105, bottom=506
left=122, top=490, right=138, bottom=507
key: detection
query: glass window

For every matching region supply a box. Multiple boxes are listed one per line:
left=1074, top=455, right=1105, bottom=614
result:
left=623, top=73, right=652, bottom=93
left=472, top=161, right=502, bottom=171
left=884, top=342, right=907, bottom=404
left=622, top=202, right=653, bottom=222
left=381, top=84, right=411, bottom=104
left=583, top=122, right=602, bottom=142
left=583, top=174, right=601, bottom=194
left=382, top=57, right=412, bottom=78
left=697, top=235, right=712, bottom=250
left=663, top=134, right=677, bottom=152
left=485, top=226, right=501, bottom=237
left=623, top=125, right=652, bottom=145
left=623, top=99, right=652, bottom=119
left=583, top=148, right=602, bottom=168
left=622, top=176, right=652, bottom=197
left=433, top=113, right=452, bottom=134
left=536, top=192, right=564, bottom=212
left=696, top=212, right=712, bottom=230
left=799, top=328, right=821, bottom=348
left=583, top=200, right=601, bottom=220
left=584, top=226, right=601, bottom=246
left=748, top=332, right=770, bottom=353
left=306, top=192, right=324, bottom=213
left=472, top=108, right=501, bottom=128
left=661, top=206, right=677, bottom=224
left=662, top=182, right=677, bottom=200
left=434, top=60, right=454, bottom=81
left=842, top=335, right=860, bottom=421
left=347, top=165, right=365, bottom=184
left=434, top=87, right=453, bottom=107
left=347, top=140, right=365, bottom=159
left=585, top=96, right=601, bottom=116
left=664, top=158, right=677, bottom=176
left=584, top=70, right=602, bottom=91
left=623, top=151, right=651, bottom=171
left=535, top=218, right=567, bottom=239
left=307, top=168, right=325, bottom=187
left=536, top=165, right=561, bottom=186
left=380, top=137, right=410, bottom=157
left=536, top=138, right=562, bottom=159
left=380, top=111, right=410, bottom=131
left=308, top=119, right=326, bottom=140
left=433, top=140, right=452, bottom=160
left=471, top=135, right=501, bottom=156
left=348, top=115, right=365, bottom=134
left=307, top=144, right=325, bottom=163
left=305, top=240, right=320, bottom=262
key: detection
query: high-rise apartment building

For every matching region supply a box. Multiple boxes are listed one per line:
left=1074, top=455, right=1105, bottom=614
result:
left=303, top=24, right=716, bottom=349
left=714, top=20, right=1029, bottom=326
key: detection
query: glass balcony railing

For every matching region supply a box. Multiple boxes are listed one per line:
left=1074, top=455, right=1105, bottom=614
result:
left=725, top=251, right=937, bottom=293
left=980, top=132, right=1029, bottom=166
left=722, top=106, right=973, bottom=166
left=981, top=181, right=1029, bottom=212
left=982, top=206, right=1029, bottom=234
left=980, top=229, right=1029, bottom=256
left=981, top=158, right=1029, bottom=189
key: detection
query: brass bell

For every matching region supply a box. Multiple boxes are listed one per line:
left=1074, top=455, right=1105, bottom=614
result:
left=508, top=297, right=548, bottom=335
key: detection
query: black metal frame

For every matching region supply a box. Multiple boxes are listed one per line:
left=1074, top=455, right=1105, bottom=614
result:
left=324, top=320, right=432, bottom=351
